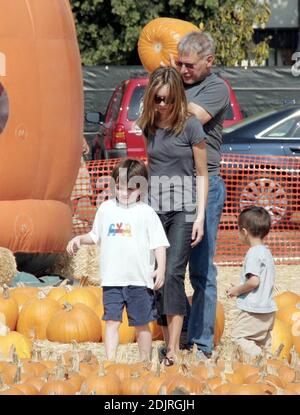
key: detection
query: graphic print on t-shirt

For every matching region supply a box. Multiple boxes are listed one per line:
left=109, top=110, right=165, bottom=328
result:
left=107, top=222, right=132, bottom=237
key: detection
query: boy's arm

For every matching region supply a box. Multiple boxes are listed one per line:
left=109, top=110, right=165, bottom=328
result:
left=67, top=233, right=95, bottom=255
left=226, top=274, right=260, bottom=298
left=152, top=246, right=166, bottom=290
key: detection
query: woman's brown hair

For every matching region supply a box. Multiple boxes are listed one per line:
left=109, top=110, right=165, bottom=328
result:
left=138, top=67, right=188, bottom=135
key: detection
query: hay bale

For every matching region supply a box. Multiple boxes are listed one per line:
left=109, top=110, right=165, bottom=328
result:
left=0, top=247, right=17, bottom=286
left=49, top=245, right=100, bottom=283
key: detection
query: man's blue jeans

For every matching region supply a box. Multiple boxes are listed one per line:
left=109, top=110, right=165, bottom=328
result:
left=186, top=175, right=226, bottom=354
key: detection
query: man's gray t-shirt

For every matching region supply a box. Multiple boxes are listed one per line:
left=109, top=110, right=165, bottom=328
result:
left=236, top=245, right=277, bottom=313
left=146, top=116, right=205, bottom=213
left=185, top=73, right=229, bottom=176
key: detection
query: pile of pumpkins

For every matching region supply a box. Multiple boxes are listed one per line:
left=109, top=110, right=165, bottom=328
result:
left=0, top=282, right=225, bottom=360
left=0, top=341, right=300, bottom=395
left=0, top=283, right=300, bottom=394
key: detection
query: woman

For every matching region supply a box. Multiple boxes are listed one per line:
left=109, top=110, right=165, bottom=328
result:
left=138, top=67, right=209, bottom=365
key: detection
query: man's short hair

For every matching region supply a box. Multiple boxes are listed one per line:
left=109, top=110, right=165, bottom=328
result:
left=178, top=31, right=215, bottom=57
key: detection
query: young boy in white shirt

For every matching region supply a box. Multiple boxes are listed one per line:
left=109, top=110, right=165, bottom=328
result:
left=67, top=159, right=169, bottom=361
left=226, top=206, right=277, bottom=357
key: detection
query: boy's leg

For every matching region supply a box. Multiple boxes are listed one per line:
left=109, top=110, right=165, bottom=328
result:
left=232, top=311, right=275, bottom=358
left=135, top=324, right=152, bottom=361
left=233, top=337, right=263, bottom=357
left=125, top=286, right=157, bottom=361
left=102, top=287, right=124, bottom=361
left=105, top=320, right=121, bottom=360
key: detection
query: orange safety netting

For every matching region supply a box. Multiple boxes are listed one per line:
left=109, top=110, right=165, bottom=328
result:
left=71, top=154, right=300, bottom=266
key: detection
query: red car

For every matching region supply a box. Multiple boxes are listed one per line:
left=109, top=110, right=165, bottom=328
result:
left=87, top=77, right=243, bottom=160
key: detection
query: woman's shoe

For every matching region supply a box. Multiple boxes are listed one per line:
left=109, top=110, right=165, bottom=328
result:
left=158, top=346, right=167, bottom=363
left=163, top=356, right=175, bottom=366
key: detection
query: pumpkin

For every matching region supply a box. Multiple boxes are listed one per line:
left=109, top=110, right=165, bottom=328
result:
left=9, top=290, right=31, bottom=311
left=142, top=370, right=168, bottom=395
left=0, top=325, right=32, bottom=359
left=271, top=318, right=293, bottom=361
left=0, top=0, right=83, bottom=258
left=160, top=372, right=205, bottom=395
left=0, top=387, right=25, bottom=395
left=0, top=286, right=19, bottom=330
left=121, top=372, right=145, bottom=395
left=47, top=286, right=70, bottom=302
left=39, top=380, right=77, bottom=395
left=149, top=320, right=163, bottom=341
left=187, top=296, right=225, bottom=346
left=276, top=302, right=300, bottom=328
left=46, top=303, right=102, bottom=343
left=17, top=292, right=61, bottom=339
left=11, top=382, right=39, bottom=395
left=292, top=330, right=300, bottom=355
left=23, top=376, right=46, bottom=392
left=138, top=17, right=200, bottom=72
left=58, top=287, right=98, bottom=311
left=106, top=363, right=146, bottom=382
left=81, top=368, right=122, bottom=395
left=227, top=384, right=266, bottom=395
left=274, top=291, right=300, bottom=310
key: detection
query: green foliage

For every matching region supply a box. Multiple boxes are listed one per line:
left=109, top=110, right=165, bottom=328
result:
left=71, top=0, right=271, bottom=66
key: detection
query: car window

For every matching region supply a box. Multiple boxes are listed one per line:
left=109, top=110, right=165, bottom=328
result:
left=128, top=86, right=146, bottom=121
left=262, top=116, right=300, bottom=138
left=223, top=109, right=285, bottom=133
left=106, top=83, right=125, bottom=124
left=224, top=104, right=233, bottom=121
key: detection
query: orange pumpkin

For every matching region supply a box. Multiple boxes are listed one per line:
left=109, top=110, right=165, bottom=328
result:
left=39, top=380, right=77, bottom=396
left=274, top=291, right=300, bottom=310
left=17, top=294, right=61, bottom=339
left=46, top=303, right=102, bottom=343
left=81, top=369, right=121, bottom=395
left=0, top=0, right=82, bottom=256
left=58, top=287, right=99, bottom=311
left=0, top=327, right=32, bottom=359
left=271, top=318, right=293, bottom=361
left=138, top=17, right=200, bottom=72
left=0, top=286, right=18, bottom=330
left=276, top=302, right=300, bottom=328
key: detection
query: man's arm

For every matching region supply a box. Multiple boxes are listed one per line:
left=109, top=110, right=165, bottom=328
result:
left=188, top=102, right=212, bottom=125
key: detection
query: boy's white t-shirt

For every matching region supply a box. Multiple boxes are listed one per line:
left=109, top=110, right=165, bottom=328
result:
left=89, top=199, right=170, bottom=289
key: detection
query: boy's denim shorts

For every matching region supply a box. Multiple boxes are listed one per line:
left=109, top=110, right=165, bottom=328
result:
left=102, top=286, right=157, bottom=327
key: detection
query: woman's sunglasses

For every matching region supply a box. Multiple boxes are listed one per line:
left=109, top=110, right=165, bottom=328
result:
left=154, top=95, right=174, bottom=104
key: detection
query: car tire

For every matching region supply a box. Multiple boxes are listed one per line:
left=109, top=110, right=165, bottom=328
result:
left=238, top=177, right=295, bottom=228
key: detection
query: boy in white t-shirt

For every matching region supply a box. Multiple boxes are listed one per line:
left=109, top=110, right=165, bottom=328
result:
left=67, top=159, right=169, bottom=361
left=225, top=206, right=277, bottom=358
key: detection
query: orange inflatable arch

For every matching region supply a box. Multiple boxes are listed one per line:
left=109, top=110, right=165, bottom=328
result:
left=0, top=0, right=83, bottom=273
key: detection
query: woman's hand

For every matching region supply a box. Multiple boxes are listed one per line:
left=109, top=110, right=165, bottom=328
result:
left=191, top=220, right=204, bottom=247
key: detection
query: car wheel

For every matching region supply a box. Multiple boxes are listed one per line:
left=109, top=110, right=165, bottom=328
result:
left=239, top=178, right=289, bottom=226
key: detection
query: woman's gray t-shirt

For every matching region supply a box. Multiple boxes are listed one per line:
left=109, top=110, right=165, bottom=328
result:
left=146, top=116, right=205, bottom=213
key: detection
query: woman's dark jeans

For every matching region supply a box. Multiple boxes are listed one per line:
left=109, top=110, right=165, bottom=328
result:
left=156, top=210, right=194, bottom=326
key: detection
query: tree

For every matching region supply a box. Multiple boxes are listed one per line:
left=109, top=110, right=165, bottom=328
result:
left=71, top=0, right=271, bottom=66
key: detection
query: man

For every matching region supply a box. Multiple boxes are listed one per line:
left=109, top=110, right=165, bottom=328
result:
left=175, top=32, right=229, bottom=358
